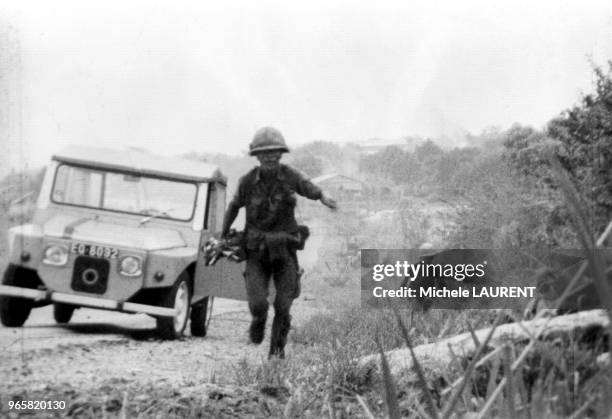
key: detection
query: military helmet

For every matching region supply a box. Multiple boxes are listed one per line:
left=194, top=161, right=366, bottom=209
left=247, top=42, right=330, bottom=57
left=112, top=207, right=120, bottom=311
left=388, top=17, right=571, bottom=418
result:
left=249, top=127, right=290, bottom=155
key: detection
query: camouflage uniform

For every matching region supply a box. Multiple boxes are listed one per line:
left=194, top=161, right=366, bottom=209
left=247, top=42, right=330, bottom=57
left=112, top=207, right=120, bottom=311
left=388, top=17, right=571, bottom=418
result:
left=222, top=164, right=322, bottom=357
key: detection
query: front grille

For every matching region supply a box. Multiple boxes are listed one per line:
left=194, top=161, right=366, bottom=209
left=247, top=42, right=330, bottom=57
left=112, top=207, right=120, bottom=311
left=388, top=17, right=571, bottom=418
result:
left=71, top=256, right=109, bottom=294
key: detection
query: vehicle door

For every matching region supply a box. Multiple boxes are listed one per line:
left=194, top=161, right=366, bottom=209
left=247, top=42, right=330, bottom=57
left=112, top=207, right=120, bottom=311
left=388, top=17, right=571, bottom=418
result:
left=193, top=181, right=247, bottom=302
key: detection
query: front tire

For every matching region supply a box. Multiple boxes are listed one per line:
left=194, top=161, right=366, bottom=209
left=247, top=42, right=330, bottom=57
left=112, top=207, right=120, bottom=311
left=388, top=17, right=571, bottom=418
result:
left=53, top=303, right=76, bottom=324
left=156, top=273, right=191, bottom=340
left=0, top=265, right=35, bottom=327
left=190, top=297, right=210, bottom=337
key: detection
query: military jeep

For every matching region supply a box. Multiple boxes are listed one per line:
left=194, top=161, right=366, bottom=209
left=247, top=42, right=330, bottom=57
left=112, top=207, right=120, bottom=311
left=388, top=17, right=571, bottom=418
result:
left=0, top=145, right=245, bottom=339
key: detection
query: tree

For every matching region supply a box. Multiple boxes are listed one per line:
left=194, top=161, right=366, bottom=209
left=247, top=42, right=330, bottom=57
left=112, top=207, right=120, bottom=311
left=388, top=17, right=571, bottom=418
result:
left=359, top=146, right=412, bottom=184
left=413, top=139, right=444, bottom=162
left=502, top=124, right=560, bottom=185
left=435, top=147, right=481, bottom=196
left=289, top=153, right=324, bottom=178
left=547, top=61, right=612, bottom=233
left=289, top=141, right=344, bottom=177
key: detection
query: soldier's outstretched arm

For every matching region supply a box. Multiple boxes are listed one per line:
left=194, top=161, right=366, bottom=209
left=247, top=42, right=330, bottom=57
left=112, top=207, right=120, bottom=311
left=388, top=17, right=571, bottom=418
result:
left=291, top=167, right=338, bottom=211
left=320, top=192, right=338, bottom=210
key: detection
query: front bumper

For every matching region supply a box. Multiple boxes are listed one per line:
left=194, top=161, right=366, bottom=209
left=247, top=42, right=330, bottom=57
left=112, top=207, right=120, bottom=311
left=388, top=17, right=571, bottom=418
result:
left=0, top=285, right=175, bottom=317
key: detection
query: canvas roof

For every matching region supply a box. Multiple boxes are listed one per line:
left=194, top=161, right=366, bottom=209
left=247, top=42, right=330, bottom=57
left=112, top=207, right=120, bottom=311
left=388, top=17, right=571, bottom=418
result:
left=53, top=145, right=226, bottom=184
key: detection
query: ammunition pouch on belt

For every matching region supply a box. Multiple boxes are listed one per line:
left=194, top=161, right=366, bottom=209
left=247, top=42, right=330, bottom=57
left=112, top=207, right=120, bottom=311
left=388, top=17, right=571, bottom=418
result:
left=246, top=225, right=310, bottom=255
left=244, top=226, right=310, bottom=300
left=295, top=225, right=310, bottom=250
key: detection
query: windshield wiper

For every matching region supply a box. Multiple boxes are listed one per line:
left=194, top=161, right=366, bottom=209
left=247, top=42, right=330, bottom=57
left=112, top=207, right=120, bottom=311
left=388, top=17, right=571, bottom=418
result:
left=138, top=208, right=174, bottom=226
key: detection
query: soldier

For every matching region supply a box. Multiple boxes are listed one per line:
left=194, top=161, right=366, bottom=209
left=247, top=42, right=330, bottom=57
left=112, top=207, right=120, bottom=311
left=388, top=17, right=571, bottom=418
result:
left=221, top=127, right=337, bottom=358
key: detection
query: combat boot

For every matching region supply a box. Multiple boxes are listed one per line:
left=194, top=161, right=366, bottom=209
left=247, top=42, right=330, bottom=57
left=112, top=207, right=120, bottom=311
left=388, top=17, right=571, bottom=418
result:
left=249, top=317, right=267, bottom=344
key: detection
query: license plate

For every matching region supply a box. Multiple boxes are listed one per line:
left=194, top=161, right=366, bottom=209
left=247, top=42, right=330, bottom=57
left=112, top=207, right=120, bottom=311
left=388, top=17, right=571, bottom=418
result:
left=71, top=242, right=119, bottom=259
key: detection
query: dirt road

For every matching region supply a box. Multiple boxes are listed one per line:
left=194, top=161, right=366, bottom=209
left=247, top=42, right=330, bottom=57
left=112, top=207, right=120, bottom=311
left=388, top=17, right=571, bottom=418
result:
left=0, top=290, right=335, bottom=416
left=0, top=300, right=252, bottom=389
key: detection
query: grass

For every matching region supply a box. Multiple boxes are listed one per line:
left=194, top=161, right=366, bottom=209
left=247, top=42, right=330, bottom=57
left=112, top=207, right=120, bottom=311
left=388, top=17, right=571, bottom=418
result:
left=230, top=306, right=609, bottom=418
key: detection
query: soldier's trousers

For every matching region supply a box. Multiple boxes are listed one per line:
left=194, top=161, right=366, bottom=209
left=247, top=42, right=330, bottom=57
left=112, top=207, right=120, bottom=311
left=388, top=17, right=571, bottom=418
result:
left=244, top=251, right=299, bottom=357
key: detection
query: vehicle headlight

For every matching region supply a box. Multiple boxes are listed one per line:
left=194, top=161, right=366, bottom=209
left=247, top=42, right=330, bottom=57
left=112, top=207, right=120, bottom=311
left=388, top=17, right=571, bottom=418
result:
left=119, top=256, right=142, bottom=276
left=43, top=245, right=68, bottom=266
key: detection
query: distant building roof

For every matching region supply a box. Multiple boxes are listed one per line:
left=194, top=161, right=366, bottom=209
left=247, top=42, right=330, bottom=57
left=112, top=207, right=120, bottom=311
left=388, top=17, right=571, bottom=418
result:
left=311, top=172, right=358, bottom=183
left=311, top=173, right=339, bottom=183
left=311, top=173, right=364, bottom=191
left=357, top=138, right=415, bottom=154
left=53, top=145, right=226, bottom=184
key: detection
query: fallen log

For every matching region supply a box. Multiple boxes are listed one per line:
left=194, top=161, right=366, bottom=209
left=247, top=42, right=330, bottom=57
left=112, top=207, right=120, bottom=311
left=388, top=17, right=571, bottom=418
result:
left=359, top=309, right=610, bottom=376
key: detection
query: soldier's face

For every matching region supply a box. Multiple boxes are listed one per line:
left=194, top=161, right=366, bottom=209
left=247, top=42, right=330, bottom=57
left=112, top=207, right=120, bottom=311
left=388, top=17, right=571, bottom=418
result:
left=256, top=151, right=282, bottom=171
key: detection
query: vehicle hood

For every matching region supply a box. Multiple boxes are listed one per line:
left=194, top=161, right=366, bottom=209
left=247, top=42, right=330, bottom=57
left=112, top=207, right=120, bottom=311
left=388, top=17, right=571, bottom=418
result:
left=43, top=214, right=186, bottom=251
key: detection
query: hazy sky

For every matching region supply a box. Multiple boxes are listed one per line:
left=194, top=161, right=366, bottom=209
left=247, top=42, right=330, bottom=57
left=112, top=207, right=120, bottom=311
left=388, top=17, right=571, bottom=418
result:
left=1, top=0, right=612, bottom=175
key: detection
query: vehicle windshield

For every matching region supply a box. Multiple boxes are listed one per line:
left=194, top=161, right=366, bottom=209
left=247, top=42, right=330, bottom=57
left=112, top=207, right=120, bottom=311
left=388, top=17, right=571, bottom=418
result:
left=51, top=164, right=198, bottom=221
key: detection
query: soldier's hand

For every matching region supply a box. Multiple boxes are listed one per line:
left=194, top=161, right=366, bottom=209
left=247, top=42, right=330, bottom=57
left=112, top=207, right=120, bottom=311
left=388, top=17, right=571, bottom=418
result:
left=320, top=193, right=338, bottom=210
